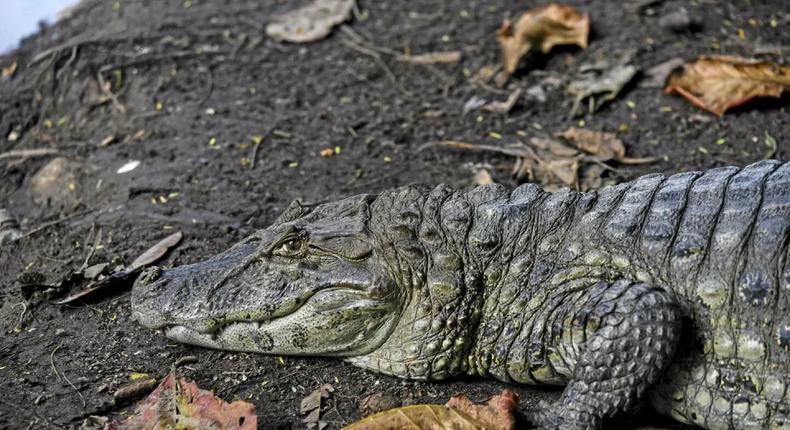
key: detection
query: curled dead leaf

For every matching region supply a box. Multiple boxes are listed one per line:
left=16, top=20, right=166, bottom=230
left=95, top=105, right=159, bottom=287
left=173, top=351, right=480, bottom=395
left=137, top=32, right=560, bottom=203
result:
left=497, top=4, right=590, bottom=74
left=665, top=55, right=790, bottom=116
left=344, top=389, right=518, bottom=430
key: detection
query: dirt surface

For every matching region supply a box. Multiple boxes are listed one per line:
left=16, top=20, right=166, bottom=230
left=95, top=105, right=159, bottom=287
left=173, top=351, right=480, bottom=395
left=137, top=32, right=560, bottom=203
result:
left=1, top=0, right=788, bottom=428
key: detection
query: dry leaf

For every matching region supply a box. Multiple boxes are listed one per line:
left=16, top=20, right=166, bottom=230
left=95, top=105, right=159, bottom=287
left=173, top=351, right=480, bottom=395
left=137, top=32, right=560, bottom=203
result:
left=398, top=51, right=462, bottom=65
left=665, top=55, right=790, bottom=116
left=266, top=0, right=356, bottom=43
left=302, top=384, right=334, bottom=429
left=556, top=128, right=625, bottom=161
left=130, top=231, right=183, bottom=270
left=344, top=389, right=518, bottom=430
left=568, top=64, right=637, bottom=117
left=446, top=389, right=519, bottom=430
left=107, top=373, right=257, bottom=430
left=497, top=4, right=590, bottom=74
left=557, top=127, right=659, bottom=164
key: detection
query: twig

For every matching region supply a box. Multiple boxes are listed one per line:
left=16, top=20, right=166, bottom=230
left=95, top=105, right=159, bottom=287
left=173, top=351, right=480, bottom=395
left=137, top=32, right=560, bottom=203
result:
left=341, top=165, right=408, bottom=191
left=50, top=342, right=86, bottom=408
left=13, top=302, right=27, bottom=329
left=49, top=343, right=63, bottom=382
left=81, top=228, right=102, bottom=271
left=250, top=143, right=261, bottom=169
left=339, top=26, right=400, bottom=56
left=197, top=66, right=214, bottom=107
left=98, top=51, right=226, bottom=74
left=17, top=209, right=95, bottom=241
left=0, top=148, right=59, bottom=160
left=339, top=38, right=405, bottom=94
left=419, top=140, right=533, bottom=158
left=55, top=46, right=79, bottom=82
left=96, top=71, right=127, bottom=114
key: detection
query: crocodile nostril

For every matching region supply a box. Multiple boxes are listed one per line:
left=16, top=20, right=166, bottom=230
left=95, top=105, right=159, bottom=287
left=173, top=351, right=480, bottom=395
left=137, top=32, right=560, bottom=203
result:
left=138, top=266, right=163, bottom=286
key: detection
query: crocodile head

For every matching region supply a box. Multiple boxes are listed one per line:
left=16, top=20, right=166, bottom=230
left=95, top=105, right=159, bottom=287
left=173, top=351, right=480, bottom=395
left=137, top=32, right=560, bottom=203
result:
left=131, top=193, right=404, bottom=356
left=132, top=183, right=515, bottom=379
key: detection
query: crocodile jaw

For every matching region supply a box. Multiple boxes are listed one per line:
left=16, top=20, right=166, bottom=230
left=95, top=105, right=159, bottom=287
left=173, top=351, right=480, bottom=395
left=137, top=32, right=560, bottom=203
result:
left=158, top=289, right=401, bottom=356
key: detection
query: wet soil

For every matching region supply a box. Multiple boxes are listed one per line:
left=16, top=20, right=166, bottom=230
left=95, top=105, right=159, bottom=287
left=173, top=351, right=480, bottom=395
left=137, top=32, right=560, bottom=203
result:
left=1, top=0, right=788, bottom=428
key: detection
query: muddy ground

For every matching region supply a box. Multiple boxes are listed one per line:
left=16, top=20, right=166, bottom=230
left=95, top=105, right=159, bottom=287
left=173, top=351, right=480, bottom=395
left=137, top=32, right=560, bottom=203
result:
left=0, top=0, right=788, bottom=428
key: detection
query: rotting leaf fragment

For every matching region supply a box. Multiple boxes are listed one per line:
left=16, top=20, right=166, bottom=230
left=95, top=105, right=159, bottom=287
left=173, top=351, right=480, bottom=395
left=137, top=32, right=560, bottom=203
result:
left=266, top=0, right=356, bottom=43
left=497, top=4, right=589, bottom=74
left=344, top=389, right=519, bottom=430
left=665, top=55, right=790, bottom=116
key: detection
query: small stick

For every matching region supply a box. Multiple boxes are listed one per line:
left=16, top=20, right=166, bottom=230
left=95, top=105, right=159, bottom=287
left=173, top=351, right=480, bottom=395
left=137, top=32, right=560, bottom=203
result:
left=96, top=71, right=126, bottom=114
left=197, top=66, right=214, bottom=107
left=0, top=148, right=59, bottom=160
left=13, top=302, right=27, bottom=329
left=81, top=228, right=102, bottom=270
left=49, top=342, right=87, bottom=408
left=339, top=38, right=405, bottom=94
left=17, top=209, right=94, bottom=241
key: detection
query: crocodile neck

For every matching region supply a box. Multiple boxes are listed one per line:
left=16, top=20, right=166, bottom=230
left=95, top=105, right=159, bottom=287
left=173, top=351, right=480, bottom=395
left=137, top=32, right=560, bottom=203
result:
left=348, top=183, right=610, bottom=381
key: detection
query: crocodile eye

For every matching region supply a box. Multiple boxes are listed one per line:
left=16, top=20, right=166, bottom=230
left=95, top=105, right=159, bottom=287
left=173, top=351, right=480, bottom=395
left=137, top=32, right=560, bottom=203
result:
left=274, top=238, right=305, bottom=257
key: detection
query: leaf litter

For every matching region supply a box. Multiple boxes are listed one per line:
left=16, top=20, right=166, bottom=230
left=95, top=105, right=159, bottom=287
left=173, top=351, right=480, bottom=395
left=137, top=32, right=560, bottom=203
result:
left=55, top=231, right=183, bottom=304
left=497, top=4, right=590, bottom=74
left=301, top=384, right=335, bottom=430
left=344, top=389, right=519, bottom=430
left=665, top=55, right=790, bottom=116
left=106, top=372, right=257, bottom=430
left=568, top=50, right=638, bottom=117
left=423, top=127, right=657, bottom=191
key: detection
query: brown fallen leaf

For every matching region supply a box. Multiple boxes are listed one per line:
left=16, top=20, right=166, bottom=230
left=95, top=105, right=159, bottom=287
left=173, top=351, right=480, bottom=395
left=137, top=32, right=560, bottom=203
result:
left=557, top=127, right=659, bottom=165
left=446, top=389, right=519, bottom=430
left=398, top=51, right=462, bottom=65
left=302, top=384, right=334, bottom=429
left=107, top=373, right=257, bottom=430
left=130, top=231, right=183, bottom=270
left=497, top=4, right=590, bottom=74
left=344, top=389, right=519, bottom=430
left=556, top=127, right=625, bottom=161
left=665, top=55, right=790, bottom=116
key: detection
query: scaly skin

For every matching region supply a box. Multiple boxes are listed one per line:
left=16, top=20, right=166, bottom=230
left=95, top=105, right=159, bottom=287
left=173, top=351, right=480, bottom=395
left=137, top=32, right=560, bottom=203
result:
left=132, top=160, right=790, bottom=430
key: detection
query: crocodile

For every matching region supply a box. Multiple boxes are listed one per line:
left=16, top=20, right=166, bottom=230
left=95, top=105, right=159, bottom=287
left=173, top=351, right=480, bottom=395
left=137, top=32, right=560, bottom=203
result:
left=132, top=160, right=790, bottom=430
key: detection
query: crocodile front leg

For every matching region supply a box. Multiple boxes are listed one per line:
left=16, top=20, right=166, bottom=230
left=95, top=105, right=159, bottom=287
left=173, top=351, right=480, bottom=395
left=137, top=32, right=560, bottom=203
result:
left=532, top=280, right=682, bottom=429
